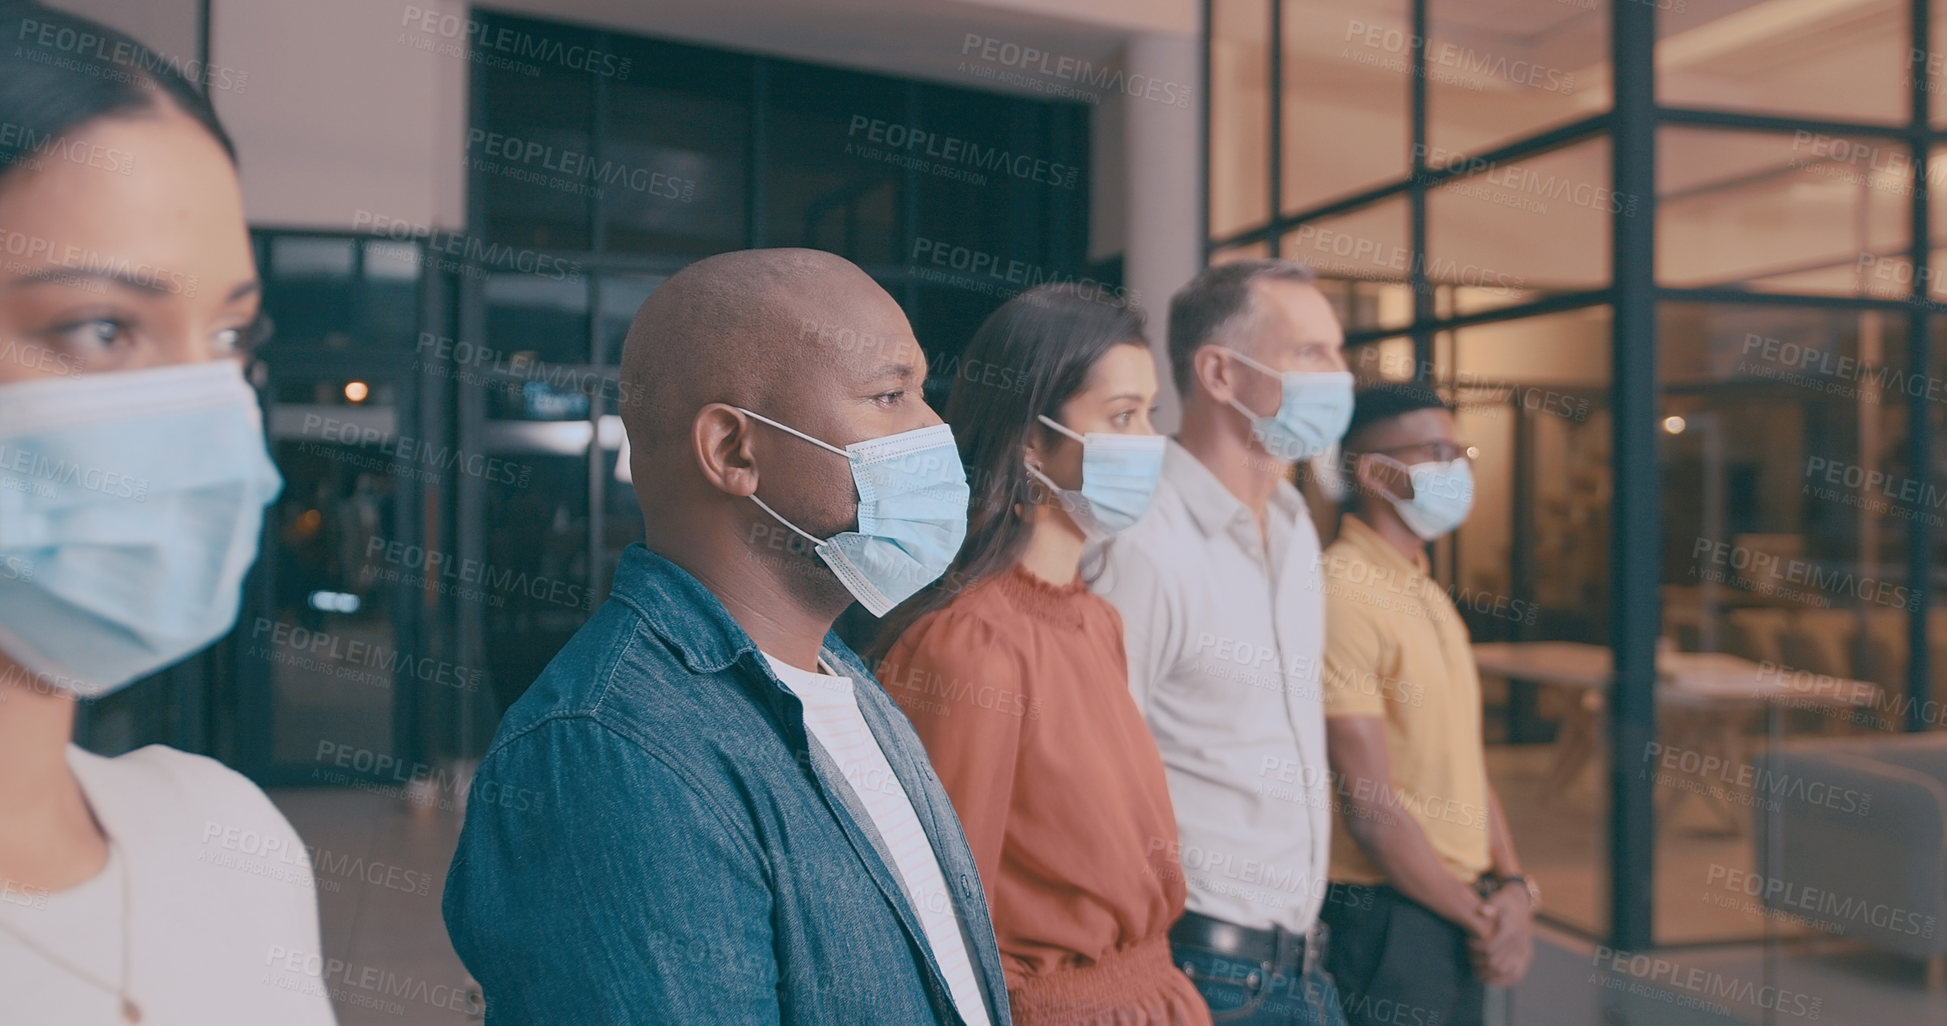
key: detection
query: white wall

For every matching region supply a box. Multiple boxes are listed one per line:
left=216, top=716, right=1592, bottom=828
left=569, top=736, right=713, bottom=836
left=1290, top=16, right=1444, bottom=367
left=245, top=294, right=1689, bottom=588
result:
left=51, top=0, right=198, bottom=70
left=209, top=0, right=468, bottom=230
left=1121, top=31, right=1202, bottom=424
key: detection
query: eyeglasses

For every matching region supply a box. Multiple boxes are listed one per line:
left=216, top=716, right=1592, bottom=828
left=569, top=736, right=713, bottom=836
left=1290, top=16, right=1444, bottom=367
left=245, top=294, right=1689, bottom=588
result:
left=1368, top=440, right=1479, bottom=464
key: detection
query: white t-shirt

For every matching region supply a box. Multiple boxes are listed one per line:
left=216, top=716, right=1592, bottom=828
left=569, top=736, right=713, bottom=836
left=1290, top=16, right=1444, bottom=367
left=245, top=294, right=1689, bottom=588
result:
left=763, top=653, right=991, bottom=1026
left=0, top=745, right=338, bottom=1026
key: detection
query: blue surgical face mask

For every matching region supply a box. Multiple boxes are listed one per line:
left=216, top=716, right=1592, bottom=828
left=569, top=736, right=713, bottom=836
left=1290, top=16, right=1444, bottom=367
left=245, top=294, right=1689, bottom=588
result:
left=1026, top=414, right=1164, bottom=536
left=1371, top=453, right=1474, bottom=541
left=0, top=360, right=284, bottom=697
left=1221, top=348, right=1354, bottom=463
left=738, top=408, right=969, bottom=617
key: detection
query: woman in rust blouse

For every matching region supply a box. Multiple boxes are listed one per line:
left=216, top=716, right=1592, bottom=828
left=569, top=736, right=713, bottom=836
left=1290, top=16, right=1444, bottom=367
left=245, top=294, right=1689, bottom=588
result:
left=871, top=283, right=1209, bottom=1026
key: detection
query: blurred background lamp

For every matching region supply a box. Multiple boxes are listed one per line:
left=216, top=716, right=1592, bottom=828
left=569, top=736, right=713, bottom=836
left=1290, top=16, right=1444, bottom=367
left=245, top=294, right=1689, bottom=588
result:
left=306, top=590, right=361, bottom=614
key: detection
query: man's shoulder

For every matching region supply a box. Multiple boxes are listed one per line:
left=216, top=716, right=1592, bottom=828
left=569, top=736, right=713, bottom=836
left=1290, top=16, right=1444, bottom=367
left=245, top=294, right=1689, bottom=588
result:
left=1318, top=539, right=1392, bottom=615
left=498, top=600, right=650, bottom=717
left=489, top=598, right=766, bottom=768
left=472, top=674, right=780, bottom=852
left=1319, top=533, right=1369, bottom=567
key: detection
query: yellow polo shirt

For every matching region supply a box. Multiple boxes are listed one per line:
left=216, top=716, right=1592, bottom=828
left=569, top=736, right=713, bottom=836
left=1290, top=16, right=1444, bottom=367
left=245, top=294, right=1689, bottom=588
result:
left=1320, top=515, right=1492, bottom=886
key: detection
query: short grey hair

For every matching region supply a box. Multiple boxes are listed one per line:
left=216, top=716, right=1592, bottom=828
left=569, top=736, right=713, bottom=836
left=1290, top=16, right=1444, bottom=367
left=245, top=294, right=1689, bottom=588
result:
left=1165, top=259, right=1317, bottom=395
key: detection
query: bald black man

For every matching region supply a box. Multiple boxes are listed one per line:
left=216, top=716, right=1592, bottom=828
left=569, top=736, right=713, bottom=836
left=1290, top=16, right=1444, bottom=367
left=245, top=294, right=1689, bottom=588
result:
left=442, top=249, right=1010, bottom=1026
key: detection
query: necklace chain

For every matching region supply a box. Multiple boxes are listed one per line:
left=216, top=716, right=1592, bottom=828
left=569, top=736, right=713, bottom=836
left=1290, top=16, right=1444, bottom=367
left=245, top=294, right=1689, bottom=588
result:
left=0, top=839, right=139, bottom=1022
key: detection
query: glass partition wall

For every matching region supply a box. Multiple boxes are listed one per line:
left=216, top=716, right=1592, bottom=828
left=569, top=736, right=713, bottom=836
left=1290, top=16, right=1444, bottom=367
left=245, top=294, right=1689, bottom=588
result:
left=1209, top=0, right=1944, bottom=971
left=453, top=12, right=1093, bottom=753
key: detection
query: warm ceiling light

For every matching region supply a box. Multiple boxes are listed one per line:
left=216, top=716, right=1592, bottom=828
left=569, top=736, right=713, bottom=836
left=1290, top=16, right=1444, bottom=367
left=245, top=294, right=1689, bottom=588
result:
left=344, top=381, right=370, bottom=403
left=1662, top=415, right=1687, bottom=434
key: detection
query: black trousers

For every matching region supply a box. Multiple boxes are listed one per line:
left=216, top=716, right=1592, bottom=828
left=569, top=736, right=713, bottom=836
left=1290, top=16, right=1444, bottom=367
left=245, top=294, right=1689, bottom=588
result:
left=1318, top=882, right=1484, bottom=1026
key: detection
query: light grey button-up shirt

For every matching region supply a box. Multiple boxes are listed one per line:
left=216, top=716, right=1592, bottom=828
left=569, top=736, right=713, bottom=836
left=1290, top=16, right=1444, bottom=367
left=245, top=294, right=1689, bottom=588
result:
left=1089, top=439, right=1332, bottom=933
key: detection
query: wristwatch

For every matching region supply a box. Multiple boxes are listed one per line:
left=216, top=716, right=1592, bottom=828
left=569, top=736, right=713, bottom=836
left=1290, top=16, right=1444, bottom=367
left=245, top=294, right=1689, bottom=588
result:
left=1495, top=874, right=1541, bottom=909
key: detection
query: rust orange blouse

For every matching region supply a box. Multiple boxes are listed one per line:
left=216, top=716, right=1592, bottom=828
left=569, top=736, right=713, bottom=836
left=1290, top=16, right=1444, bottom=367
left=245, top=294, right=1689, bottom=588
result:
left=878, top=564, right=1210, bottom=1026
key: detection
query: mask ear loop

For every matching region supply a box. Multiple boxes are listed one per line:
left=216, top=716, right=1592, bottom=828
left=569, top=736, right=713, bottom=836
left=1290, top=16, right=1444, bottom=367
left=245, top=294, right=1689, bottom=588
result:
left=1021, top=443, right=1062, bottom=502
left=1362, top=451, right=1417, bottom=507
left=734, top=406, right=851, bottom=457
left=749, top=495, right=825, bottom=547
left=1215, top=348, right=1283, bottom=422
left=734, top=407, right=849, bottom=547
left=1220, top=347, right=1281, bottom=378
left=1035, top=414, right=1086, bottom=444
left=1026, top=414, right=1081, bottom=497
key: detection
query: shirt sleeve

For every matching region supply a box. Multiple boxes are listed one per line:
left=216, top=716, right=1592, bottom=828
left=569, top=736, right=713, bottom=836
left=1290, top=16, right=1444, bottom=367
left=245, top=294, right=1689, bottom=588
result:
left=1089, top=540, right=1182, bottom=715
left=877, top=610, right=1027, bottom=914
left=442, top=718, right=781, bottom=1025
left=1322, top=575, right=1391, bottom=718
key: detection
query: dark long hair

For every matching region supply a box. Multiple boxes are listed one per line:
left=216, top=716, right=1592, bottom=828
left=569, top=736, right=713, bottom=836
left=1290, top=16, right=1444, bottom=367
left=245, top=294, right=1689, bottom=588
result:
left=0, top=2, right=236, bottom=179
left=866, top=282, right=1147, bottom=662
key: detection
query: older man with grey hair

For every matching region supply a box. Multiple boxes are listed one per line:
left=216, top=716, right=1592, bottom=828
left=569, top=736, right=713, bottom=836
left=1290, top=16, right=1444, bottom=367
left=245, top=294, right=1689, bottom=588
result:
left=1091, top=259, right=1353, bottom=1026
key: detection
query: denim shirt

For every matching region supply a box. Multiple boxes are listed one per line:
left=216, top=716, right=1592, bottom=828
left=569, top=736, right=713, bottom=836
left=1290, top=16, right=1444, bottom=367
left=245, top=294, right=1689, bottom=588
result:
left=443, top=544, right=1013, bottom=1025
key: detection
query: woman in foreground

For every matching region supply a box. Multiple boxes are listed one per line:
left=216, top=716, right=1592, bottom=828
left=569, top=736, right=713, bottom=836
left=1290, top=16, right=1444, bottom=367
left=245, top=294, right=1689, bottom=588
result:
left=0, top=4, right=335, bottom=1023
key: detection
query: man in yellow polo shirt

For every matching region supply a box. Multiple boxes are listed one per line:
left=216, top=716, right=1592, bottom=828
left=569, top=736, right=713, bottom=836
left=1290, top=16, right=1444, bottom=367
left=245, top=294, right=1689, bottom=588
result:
left=1316, top=384, right=1534, bottom=1026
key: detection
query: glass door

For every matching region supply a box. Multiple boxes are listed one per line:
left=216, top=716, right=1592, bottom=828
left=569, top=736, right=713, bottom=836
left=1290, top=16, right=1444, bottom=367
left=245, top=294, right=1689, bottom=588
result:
left=239, top=350, right=425, bottom=787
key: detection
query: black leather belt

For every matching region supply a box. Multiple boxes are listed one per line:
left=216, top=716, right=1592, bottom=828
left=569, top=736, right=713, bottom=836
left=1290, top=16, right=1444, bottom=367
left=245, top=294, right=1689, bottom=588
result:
left=1170, top=910, right=1325, bottom=974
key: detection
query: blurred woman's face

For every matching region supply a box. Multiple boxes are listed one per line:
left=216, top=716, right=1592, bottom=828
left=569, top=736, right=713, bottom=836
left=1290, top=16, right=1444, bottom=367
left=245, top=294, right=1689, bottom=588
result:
left=0, top=105, right=258, bottom=385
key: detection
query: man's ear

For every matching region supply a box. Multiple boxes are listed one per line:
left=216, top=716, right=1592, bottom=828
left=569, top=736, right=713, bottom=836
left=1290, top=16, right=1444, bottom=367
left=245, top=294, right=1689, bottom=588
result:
left=1192, top=344, right=1235, bottom=404
left=692, top=403, right=759, bottom=497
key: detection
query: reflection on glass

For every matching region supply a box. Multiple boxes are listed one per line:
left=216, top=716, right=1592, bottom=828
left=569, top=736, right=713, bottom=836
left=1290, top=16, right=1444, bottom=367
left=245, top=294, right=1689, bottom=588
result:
left=1933, top=9, right=1947, bottom=128
left=484, top=273, right=589, bottom=369
left=1348, top=336, right=1418, bottom=387
left=1428, top=0, right=1608, bottom=156
left=910, top=84, right=1086, bottom=270
left=604, top=37, right=749, bottom=255
left=596, top=275, right=664, bottom=365
left=477, top=14, right=594, bottom=251
left=266, top=237, right=356, bottom=346
left=763, top=62, right=909, bottom=264
left=1930, top=318, right=1947, bottom=724
left=1661, top=0, right=1906, bottom=124
left=910, top=284, right=1013, bottom=406
left=1455, top=308, right=1611, bottom=627
left=363, top=240, right=421, bottom=347
left=1428, top=137, right=1612, bottom=314
left=1655, top=302, right=1912, bottom=944
left=1923, top=145, right=1947, bottom=301
left=1282, top=198, right=1412, bottom=331
left=1209, top=241, right=1272, bottom=264
left=1660, top=127, right=1909, bottom=295
left=1281, top=0, right=1408, bottom=211
left=1452, top=307, right=1613, bottom=938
